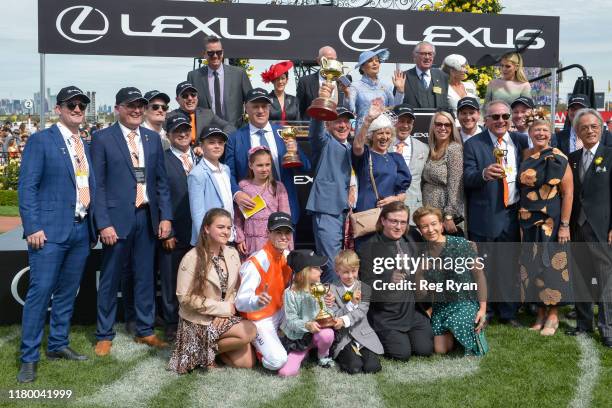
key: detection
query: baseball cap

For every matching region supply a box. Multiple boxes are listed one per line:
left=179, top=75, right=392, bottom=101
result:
left=287, top=249, right=328, bottom=273
left=165, top=114, right=191, bottom=133
left=393, top=104, right=415, bottom=118
left=336, top=106, right=356, bottom=119
left=267, top=212, right=294, bottom=231
left=199, top=126, right=228, bottom=142
left=176, top=81, right=198, bottom=97
left=56, top=86, right=91, bottom=105
left=246, top=88, right=273, bottom=104
left=457, top=97, right=480, bottom=111
left=115, top=87, right=148, bottom=105
left=568, top=94, right=590, bottom=108
left=144, top=90, right=170, bottom=104
left=511, top=96, right=534, bottom=109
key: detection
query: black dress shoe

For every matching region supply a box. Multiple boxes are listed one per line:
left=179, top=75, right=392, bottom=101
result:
left=499, top=319, right=523, bottom=328
left=564, top=327, right=593, bottom=336
left=602, top=338, right=612, bottom=348
left=46, top=347, right=89, bottom=361
left=17, top=362, right=37, bottom=383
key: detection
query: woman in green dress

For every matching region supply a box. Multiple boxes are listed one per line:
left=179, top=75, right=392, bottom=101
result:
left=413, top=206, right=488, bottom=356
left=518, top=115, right=573, bottom=336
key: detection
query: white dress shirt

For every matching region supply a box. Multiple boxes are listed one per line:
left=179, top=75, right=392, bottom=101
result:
left=460, top=127, right=480, bottom=144
left=119, top=122, right=149, bottom=203
left=57, top=122, right=90, bottom=217
left=249, top=123, right=281, bottom=180
left=170, top=146, right=194, bottom=174
left=415, top=67, right=431, bottom=88
left=203, top=158, right=235, bottom=241
left=392, top=137, right=412, bottom=168
left=488, top=130, right=519, bottom=205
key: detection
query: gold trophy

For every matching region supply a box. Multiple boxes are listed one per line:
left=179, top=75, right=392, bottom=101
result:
left=310, top=282, right=335, bottom=328
left=306, top=56, right=345, bottom=121
left=493, top=147, right=506, bottom=178
left=276, top=126, right=302, bottom=168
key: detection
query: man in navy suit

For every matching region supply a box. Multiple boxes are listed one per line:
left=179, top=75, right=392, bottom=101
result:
left=463, top=100, right=529, bottom=327
left=225, top=88, right=311, bottom=228
left=91, top=87, right=173, bottom=356
left=17, top=86, right=97, bottom=382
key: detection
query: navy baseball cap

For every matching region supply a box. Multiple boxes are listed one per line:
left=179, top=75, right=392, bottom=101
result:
left=457, top=97, right=480, bottom=111
left=287, top=249, right=328, bottom=273
left=144, top=90, right=170, bottom=104
left=511, top=96, right=534, bottom=109
left=176, top=81, right=198, bottom=97
left=246, top=88, right=273, bottom=104
left=115, top=87, right=147, bottom=105
left=56, top=86, right=90, bottom=104
left=393, top=104, right=415, bottom=118
left=165, top=114, right=191, bottom=133
left=336, top=107, right=355, bottom=119
left=568, top=94, right=590, bottom=108
left=267, top=212, right=294, bottom=231
left=199, top=126, right=228, bottom=142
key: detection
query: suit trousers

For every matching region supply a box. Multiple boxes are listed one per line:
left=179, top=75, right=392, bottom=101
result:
left=336, top=343, right=382, bottom=374
left=158, top=245, right=191, bottom=329
left=572, top=221, right=612, bottom=336
left=312, top=212, right=346, bottom=283
left=95, top=207, right=156, bottom=340
left=376, top=311, right=434, bottom=361
left=20, top=219, right=90, bottom=363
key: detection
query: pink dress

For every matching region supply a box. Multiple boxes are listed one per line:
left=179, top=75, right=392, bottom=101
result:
left=234, top=179, right=292, bottom=256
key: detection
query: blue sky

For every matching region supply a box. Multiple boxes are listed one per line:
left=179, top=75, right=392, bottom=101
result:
left=1, top=0, right=611, bottom=109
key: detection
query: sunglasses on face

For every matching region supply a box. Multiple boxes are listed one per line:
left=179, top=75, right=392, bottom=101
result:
left=149, top=104, right=169, bottom=112
left=488, top=113, right=511, bottom=121
left=206, top=50, right=223, bottom=58
left=64, top=101, right=87, bottom=111
left=434, top=122, right=452, bottom=129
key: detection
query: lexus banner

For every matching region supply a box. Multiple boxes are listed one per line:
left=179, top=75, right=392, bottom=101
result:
left=39, top=0, right=560, bottom=66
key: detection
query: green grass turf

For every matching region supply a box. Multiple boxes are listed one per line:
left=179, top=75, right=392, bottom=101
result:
left=0, top=320, right=610, bottom=408
left=0, top=206, right=19, bottom=217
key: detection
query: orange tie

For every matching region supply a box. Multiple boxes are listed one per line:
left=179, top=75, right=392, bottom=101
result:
left=190, top=113, right=196, bottom=144
left=396, top=141, right=405, bottom=154
left=180, top=152, right=192, bottom=174
left=127, top=131, right=145, bottom=208
left=71, top=134, right=90, bottom=208
left=497, top=135, right=509, bottom=207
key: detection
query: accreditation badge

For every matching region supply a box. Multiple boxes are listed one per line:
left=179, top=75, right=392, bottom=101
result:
left=432, top=86, right=442, bottom=94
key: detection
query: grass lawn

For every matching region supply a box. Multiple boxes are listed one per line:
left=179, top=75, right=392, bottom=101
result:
left=0, top=317, right=610, bottom=408
left=0, top=205, right=19, bottom=217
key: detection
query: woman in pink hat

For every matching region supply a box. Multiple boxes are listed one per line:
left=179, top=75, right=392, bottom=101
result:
left=261, top=61, right=300, bottom=123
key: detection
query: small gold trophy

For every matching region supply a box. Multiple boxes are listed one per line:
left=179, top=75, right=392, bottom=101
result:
left=310, top=282, right=335, bottom=328
left=493, top=147, right=506, bottom=178
left=276, top=126, right=302, bottom=168
left=306, top=56, right=345, bottom=121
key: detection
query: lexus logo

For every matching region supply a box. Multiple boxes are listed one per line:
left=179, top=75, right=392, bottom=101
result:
left=339, top=16, right=385, bottom=52
left=56, top=5, right=109, bottom=44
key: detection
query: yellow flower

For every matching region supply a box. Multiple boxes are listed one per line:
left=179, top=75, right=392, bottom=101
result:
left=454, top=6, right=462, bottom=12
left=462, top=3, right=470, bottom=10
left=594, top=156, right=604, bottom=166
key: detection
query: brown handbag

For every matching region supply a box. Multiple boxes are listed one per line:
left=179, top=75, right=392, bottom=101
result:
left=349, top=152, right=382, bottom=238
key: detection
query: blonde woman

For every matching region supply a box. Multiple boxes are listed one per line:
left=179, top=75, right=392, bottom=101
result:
left=485, top=52, right=532, bottom=104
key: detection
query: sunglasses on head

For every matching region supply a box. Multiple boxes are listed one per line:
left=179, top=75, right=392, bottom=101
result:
left=149, top=104, right=169, bottom=112
left=64, top=101, right=87, bottom=111
left=488, top=113, right=511, bottom=121
left=207, top=50, right=223, bottom=58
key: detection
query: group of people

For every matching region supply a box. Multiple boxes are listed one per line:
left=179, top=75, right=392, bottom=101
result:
left=14, top=37, right=612, bottom=384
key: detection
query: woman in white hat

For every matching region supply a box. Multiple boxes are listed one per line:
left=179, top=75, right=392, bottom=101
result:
left=441, top=54, right=477, bottom=117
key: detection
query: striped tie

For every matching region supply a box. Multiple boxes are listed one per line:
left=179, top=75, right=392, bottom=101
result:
left=127, top=131, right=145, bottom=207
left=71, top=134, right=90, bottom=208
left=497, top=135, right=509, bottom=207
left=180, top=152, right=192, bottom=174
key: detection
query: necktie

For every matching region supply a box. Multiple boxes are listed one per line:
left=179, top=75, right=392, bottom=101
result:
left=575, top=135, right=584, bottom=151
left=580, top=150, right=592, bottom=182
left=420, top=72, right=428, bottom=89
left=189, top=113, right=196, bottom=144
left=71, top=134, right=90, bottom=209
left=180, top=152, right=192, bottom=174
left=127, top=131, right=145, bottom=208
left=213, top=70, right=223, bottom=119
left=396, top=141, right=405, bottom=154
left=497, top=135, right=509, bottom=207
left=256, top=129, right=278, bottom=180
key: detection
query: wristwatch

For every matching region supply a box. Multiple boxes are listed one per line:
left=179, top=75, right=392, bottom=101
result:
left=560, top=221, right=570, bottom=228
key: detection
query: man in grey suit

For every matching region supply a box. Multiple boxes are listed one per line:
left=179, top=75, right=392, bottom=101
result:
left=169, top=81, right=235, bottom=146
left=401, top=41, right=449, bottom=109
left=187, top=36, right=252, bottom=128
left=389, top=104, right=429, bottom=224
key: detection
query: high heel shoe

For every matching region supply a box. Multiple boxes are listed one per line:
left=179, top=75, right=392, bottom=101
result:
left=540, top=318, right=559, bottom=336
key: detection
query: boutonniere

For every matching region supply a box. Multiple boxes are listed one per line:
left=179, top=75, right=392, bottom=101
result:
left=342, top=291, right=353, bottom=303
left=594, top=156, right=603, bottom=166
left=595, top=165, right=607, bottom=173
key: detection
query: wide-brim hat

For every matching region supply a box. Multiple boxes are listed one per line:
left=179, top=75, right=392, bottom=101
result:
left=355, top=48, right=390, bottom=69
left=261, top=61, right=294, bottom=84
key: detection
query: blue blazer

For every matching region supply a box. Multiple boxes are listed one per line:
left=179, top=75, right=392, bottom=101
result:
left=305, top=119, right=352, bottom=216
left=187, top=159, right=232, bottom=246
left=463, top=130, right=529, bottom=238
left=91, top=123, right=172, bottom=239
left=224, top=124, right=311, bottom=224
left=18, top=124, right=97, bottom=243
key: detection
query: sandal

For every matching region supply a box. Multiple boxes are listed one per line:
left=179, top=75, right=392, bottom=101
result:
left=540, top=318, right=559, bottom=336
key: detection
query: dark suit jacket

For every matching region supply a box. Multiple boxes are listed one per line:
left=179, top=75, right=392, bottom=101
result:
left=91, top=123, right=173, bottom=238
left=569, top=144, right=612, bottom=243
left=555, top=127, right=612, bottom=157
left=187, top=64, right=252, bottom=128
left=18, top=124, right=97, bottom=243
left=224, top=124, right=311, bottom=224
left=269, top=91, right=300, bottom=122
left=169, top=108, right=236, bottom=141
left=296, top=72, right=346, bottom=120
left=163, top=149, right=193, bottom=248
left=402, top=67, right=449, bottom=109
left=463, top=130, right=529, bottom=238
